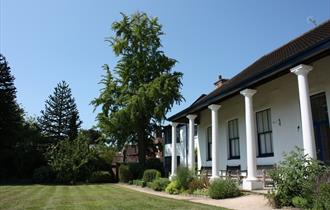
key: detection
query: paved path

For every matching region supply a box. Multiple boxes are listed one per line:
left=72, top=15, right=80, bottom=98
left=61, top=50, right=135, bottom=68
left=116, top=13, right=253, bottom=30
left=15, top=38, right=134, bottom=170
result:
left=119, top=184, right=282, bottom=210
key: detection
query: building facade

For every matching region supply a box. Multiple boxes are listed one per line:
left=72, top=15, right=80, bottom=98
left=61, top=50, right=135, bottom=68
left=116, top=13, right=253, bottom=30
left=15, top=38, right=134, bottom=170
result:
left=167, top=20, right=330, bottom=190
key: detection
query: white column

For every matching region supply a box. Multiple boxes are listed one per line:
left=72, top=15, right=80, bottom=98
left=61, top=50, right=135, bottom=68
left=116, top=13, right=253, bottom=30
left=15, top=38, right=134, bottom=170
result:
left=170, top=122, right=178, bottom=180
left=241, top=89, right=263, bottom=190
left=208, top=104, right=221, bottom=181
left=291, top=64, right=316, bottom=159
left=187, top=114, right=197, bottom=171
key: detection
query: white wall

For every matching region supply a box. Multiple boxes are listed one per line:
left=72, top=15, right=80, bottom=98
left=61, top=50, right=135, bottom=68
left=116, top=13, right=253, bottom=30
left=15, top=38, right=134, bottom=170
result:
left=197, top=55, right=330, bottom=171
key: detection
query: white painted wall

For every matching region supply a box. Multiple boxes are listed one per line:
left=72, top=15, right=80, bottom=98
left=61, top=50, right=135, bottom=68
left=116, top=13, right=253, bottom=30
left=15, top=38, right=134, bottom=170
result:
left=197, top=55, right=330, bottom=171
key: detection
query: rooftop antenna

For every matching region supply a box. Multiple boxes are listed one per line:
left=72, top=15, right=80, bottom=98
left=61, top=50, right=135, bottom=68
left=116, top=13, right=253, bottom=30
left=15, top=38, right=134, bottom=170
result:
left=307, top=16, right=318, bottom=27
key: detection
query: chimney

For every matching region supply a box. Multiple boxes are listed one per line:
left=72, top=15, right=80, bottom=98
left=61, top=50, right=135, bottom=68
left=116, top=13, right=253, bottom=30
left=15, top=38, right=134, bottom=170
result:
left=214, top=75, right=228, bottom=89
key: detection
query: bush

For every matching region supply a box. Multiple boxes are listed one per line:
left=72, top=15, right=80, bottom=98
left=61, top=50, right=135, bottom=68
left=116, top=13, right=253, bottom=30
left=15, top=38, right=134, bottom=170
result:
left=187, top=178, right=204, bottom=194
left=132, top=179, right=146, bottom=187
left=150, top=178, right=170, bottom=191
left=145, top=159, right=164, bottom=175
left=208, top=179, right=241, bottom=199
left=89, top=171, right=112, bottom=183
left=313, top=183, right=330, bottom=210
left=142, top=169, right=161, bottom=183
left=292, top=196, right=309, bottom=209
left=268, top=148, right=326, bottom=208
left=176, top=166, right=194, bottom=190
left=119, top=164, right=132, bottom=183
left=32, top=166, right=53, bottom=183
left=165, top=180, right=180, bottom=194
left=46, top=137, right=96, bottom=184
left=127, top=163, right=144, bottom=180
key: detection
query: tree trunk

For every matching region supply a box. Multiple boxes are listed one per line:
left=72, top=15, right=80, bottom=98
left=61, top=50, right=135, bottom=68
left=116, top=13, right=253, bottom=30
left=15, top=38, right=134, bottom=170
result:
left=137, top=130, right=146, bottom=165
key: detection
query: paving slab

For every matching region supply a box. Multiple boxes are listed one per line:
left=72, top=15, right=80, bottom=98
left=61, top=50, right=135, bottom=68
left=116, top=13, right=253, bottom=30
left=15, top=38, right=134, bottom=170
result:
left=118, top=184, right=287, bottom=210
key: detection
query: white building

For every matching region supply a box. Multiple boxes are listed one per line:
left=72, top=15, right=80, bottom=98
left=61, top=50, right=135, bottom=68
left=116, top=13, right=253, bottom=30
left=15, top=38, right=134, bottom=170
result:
left=167, top=20, right=330, bottom=190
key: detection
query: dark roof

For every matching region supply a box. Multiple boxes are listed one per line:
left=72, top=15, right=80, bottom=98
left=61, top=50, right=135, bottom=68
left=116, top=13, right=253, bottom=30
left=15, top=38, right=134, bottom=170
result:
left=168, top=20, right=330, bottom=122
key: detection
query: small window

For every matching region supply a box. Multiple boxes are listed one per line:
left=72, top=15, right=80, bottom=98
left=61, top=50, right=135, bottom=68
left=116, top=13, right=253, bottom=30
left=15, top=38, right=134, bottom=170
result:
left=228, top=119, right=240, bottom=159
left=207, top=126, right=212, bottom=160
left=176, top=126, right=181, bottom=143
left=194, top=125, right=198, bottom=137
left=164, top=127, right=172, bottom=144
left=256, top=109, right=274, bottom=157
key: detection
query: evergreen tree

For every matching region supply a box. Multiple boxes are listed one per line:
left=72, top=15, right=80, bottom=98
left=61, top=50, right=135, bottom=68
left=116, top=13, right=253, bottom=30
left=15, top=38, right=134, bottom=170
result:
left=0, top=54, right=23, bottom=149
left=92, top=12, right=183, bottom=164
left=39, top=81, right=82, bottom=142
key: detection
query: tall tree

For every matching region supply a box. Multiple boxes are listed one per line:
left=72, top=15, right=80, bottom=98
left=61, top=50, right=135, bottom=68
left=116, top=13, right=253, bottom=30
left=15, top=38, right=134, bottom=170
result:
left=0, top=54, right=23, bottom=149
left=92, top=12, right=183, bottom=164
left=39, top=81, right=81, bottom=142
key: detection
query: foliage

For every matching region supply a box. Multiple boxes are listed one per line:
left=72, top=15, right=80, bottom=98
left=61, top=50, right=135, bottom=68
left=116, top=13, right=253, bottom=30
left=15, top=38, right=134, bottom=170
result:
left=39, top=81, right=81, bottom=142
left=149, top=178, right=170, bottom=191
left=175, top=166, right=194, bottom=190
left=89, top=171, right=113, bottom=183
left=119, top=164, right=131, bottom=182
left=165, top=180, right=180, bottom=194
left=268, top=148, right=326, bottom=208
left=127, top=163, right=144, bottom=180
left=32, top=166, right=53, bottom=183
left=145, top=158, right=164, bottom=175
left=93, top=144, right=116, bottom=171
left=92, top=12, right=183, bottom=164
left=292, top=196, right=309, bottom=209
left=0, top=53, right=23, bottom=149
left=313, top=183, right=330, bottom=210
left=187, top=178, right=204, bottom=194
left=132, top=179, right=146, bottom=187
left=193, top=188, right=209, bottom=196
left=46, top=137, right=96, bottom=184
left=142, top=169, right=161, bottom=183
left=79, top=129, right=106, bottom=145
left=208, top=180, right=241, bottom=199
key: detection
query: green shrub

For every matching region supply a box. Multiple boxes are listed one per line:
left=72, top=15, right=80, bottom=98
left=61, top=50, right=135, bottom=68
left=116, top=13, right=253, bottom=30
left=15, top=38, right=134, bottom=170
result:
left=46, top=137, right=96, bottom=184
left=150, top=178, right=170, bottom=191
left=313, top=183, right=330, bottom=210
left=165, top=180, right=180, bottom=194
left=208, top=179, right=241, bottom=199
left=132, top=179, right=146, bottom=187
left=89, top=171, right=112, bottom=183
left=176, top=166, right=194, bottom=190
left=187, top=178, right=204, bottom=194
left=292, top=196, right=309, bottom=209
left=145, top=158, right=164, bottom=175
left=193, top=188, right=209, bottom=196
left=127, top=163, right=144, bottom=180
left=142, top=169, right=161, bottom=183
left=32, top=166, right=53, bottom=183
left=268, top=148, right=325, bottom=208
left=119, top=164, right=132, bottom=183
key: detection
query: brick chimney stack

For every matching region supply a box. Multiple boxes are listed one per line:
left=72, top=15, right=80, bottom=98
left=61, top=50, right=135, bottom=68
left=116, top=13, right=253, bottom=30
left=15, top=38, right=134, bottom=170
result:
left=214, top=75, right=228, bottom=89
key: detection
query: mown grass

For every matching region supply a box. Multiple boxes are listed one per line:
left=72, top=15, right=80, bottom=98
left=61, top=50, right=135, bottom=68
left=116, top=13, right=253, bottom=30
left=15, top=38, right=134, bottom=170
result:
left=0, top=184, right=226, bottom=210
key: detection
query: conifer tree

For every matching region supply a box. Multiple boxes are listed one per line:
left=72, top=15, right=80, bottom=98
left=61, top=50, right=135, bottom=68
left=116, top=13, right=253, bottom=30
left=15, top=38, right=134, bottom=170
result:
left=39, top=81, right=81, bottom=142
left=0, top=54, right=23, bottom=148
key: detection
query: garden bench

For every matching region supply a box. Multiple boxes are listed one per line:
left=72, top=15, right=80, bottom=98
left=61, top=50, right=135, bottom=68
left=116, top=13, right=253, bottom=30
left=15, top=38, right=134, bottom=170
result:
left=256, top=164, right=275, bottom=188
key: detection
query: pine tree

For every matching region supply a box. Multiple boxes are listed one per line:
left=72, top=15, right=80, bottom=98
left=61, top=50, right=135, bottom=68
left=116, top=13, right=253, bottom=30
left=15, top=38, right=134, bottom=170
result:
left=0, top=54, right=23, bottom=149
left=39, top=81, right=82, bottom=142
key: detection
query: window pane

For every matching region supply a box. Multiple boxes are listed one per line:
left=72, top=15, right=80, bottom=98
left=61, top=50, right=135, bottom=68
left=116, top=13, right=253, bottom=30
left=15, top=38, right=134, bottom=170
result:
left=236, top=139, right=240, bottom=156
left=259, top=134, right=266, bottom=154
left=257, top=112, right=263, bottom=132
left=266, top=133, right=273, bottom=153
left=267, top=109, right=272, bottom=132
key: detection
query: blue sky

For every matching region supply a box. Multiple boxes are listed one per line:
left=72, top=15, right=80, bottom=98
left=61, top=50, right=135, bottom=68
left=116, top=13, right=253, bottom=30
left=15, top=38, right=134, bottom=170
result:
left=1, top=0, right=329, bottom=128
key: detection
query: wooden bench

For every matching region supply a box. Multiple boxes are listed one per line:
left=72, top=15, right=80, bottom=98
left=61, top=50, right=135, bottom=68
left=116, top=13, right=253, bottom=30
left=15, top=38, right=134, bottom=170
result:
left=198, top=166, right=212, bottom=179
left=219, top=165, right=247, bottom=184
left=256, top=164, right=275, bottom=188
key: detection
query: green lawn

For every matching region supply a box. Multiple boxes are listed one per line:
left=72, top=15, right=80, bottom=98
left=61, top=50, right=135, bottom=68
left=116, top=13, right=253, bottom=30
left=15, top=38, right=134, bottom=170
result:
left=0, top=184, right=226, bottom=210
